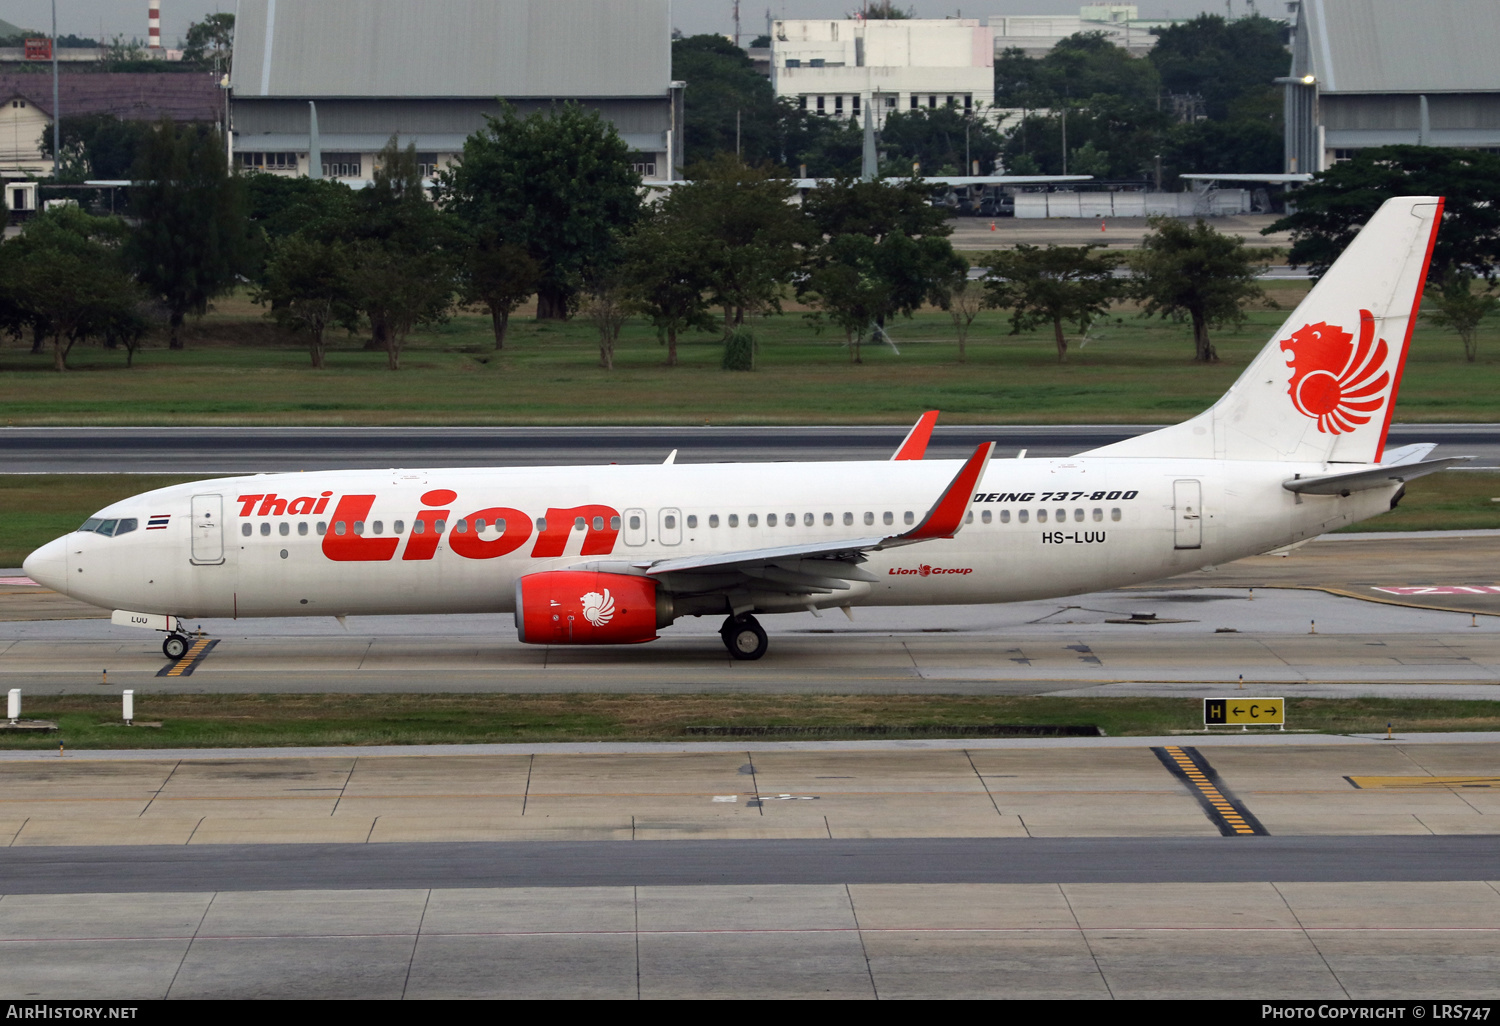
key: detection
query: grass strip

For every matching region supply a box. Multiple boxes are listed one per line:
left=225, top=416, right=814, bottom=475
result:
left=3, top=694, right=1498, bottom=750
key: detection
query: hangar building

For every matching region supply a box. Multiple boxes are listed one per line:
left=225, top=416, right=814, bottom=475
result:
left=1284, top=0, right=1500, bottom=173
left=229, top=0, right=682, bottom=183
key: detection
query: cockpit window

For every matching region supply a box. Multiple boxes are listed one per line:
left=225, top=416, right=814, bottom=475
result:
left=76, top=518, right=137, bottom=537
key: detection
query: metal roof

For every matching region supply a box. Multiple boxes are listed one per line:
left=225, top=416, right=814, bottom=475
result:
left=1293, top=0, right=1500, bottom=94
left=238, top=131, right=668, bottom=153
left=230, top=0, right=671, bottom=99
left=0, top=72, right=224, bottom=121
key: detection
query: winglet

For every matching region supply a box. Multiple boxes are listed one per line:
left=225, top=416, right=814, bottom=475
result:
left=891, top=410, right=940, bottom=460
left=888, top=442, right=995, bottom=544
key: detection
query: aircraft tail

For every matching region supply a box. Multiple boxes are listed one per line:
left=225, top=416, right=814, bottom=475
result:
left=1081, top=196, right=1444, bottom=464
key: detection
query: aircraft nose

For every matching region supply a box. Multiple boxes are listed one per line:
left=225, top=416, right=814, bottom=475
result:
left=22, top=537, right=68, bottom=595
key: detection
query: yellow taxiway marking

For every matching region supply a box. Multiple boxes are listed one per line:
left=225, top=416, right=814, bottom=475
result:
left=1347, top=776, right=1500, bottom=790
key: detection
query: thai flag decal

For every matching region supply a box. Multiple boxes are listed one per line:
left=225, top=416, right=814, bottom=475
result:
left=147, top=514, right=171, bottom=530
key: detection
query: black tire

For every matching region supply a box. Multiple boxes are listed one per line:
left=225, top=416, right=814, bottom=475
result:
left=162, top=634, right=189, bottom=660
left=722, top=615, right=768, bottom=661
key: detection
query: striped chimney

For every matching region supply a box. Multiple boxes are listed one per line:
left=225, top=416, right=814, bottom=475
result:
left=148, top=1, right=162, bottom=49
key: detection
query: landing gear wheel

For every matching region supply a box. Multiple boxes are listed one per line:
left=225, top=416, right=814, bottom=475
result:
left=721, top=615, right=768, bottom=661
left=162, top=634, right=189, bottom=660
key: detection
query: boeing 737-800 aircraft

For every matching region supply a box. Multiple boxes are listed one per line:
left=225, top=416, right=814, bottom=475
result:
left=24, top=196, right=1461, bottom=661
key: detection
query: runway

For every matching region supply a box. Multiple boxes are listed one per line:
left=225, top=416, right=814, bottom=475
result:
left=4, top=422, right=1500, bottom=472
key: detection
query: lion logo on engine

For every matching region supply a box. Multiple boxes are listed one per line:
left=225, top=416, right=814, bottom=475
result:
left=580, top=589, right=615, bottom=627
left=1279, top=311, right=1391, bottom=435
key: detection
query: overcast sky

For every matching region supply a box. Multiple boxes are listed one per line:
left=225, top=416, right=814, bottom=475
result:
left=5, top=1, right=1237, bottom=45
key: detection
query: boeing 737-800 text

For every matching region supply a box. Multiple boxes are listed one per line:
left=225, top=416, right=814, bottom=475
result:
left=23, top=196, right=1461, bottom=661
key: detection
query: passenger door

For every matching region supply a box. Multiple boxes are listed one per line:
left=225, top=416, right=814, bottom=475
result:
left=1173, top=480, right=1202, bottom=550
left=622, top=508, right=647, bottom=547
left=190, top=494, right=225, bottom=565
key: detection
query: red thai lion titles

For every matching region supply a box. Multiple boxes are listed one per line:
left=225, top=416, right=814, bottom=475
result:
left=1279, top=310, right=1390, bottom=435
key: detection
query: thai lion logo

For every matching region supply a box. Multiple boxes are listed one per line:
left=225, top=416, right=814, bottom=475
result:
left=1278, top=310, right=1391, bottom=435
left=918, top=564, right=932, bottom=577
left=580, top=589, right=615, bottom=627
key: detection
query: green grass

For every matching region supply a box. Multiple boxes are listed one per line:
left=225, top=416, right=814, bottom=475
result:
left=3, top=694, right=1498, bottom=750
left=3, top=282, right=1499, bottom=425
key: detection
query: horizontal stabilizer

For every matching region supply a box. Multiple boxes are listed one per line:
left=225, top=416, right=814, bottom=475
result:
left=1282, top=457, right=1468, bottom=495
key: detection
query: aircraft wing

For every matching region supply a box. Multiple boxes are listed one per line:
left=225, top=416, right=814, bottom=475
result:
left=572, top=443, right=994, bottom=603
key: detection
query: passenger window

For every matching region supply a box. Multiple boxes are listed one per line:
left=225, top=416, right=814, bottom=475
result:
left=1111, top=508, right=1122, bottom=521
left=1038, top=510, right=1048, bottom=523
left=1093, top=509, right=1103, bottom=522
left=965, top=511, right=973, bottom=524
left=864, top=512, right=874, bottom=526
left=298, top=522, right=309, bottom=536
left=592, top=516, right=605, bottom=531
left=353, top=521, right=365, bottom=535
left=317, top=522, right=327, bottom=535
left=748, top=514, right=758, bottom=527
left=394, top=520, right=405, bottom=534
left=335, top=522, right=347, bottom=535
left=1056, top=509, right=1066, bottom=522
left=981, top=510, right=992, bottom=524
left=709, top=514, right=719, bottom=528
left=629, top=515, right=641, bottom=530
left=882, top=512, right=893, bottom=526
left=474, top=519, right=487, bottom=532
left=575, top=517, right=586, bottom=530
left=999, top=510, right=1008, bottom=523
left=434, top=519, right=446, bottom=533
left=804, top=513, right=815, bottom=527
left=904, top=511, right=914, bottom=526
left=664, top=514, right=677, bottom=530
left=279, top=522, right=290, bottom=536
left=260, top=522, right=271, bottom=536
left=610, top=516, right=621, bottom=530
left=1074, top=509, right=1084, bottom=522
left=728, top=514, right=739, bottom=528
left=1018, top=510, right=1029, bottom=523
left=687, top=515, right=698, bottom=529
left=767, top=513, right=778, bottom=527
left=787, top=513, right=795, bottom=527
left=241, top=523, right=252, bottom=537
left=374, top=521, right=385, bottom=534
left=495, top=519, right=506, bottom=532
left=825, top=513, right=835, bottom=526
left=843, top=512, right=853, bottom=526
left=413, top=520, right=426, bottom=535
left=455, top=520, right=468, bottom=533
left=536, top=518, right=546, bottom=532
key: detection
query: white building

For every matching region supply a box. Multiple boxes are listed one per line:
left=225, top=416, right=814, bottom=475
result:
left=770, top=18, right=994, bottom=129
left=989, top=5, right=1182, bottom=57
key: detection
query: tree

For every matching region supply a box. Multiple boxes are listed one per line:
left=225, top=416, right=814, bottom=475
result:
left=620, top=209, right=716, bottom=367
left=1267, top=147, right=1500, bottom=284
left=460, top=237, right=539, bottom=351
left=253, top=234, right=357, bottom=369
left=1131, top=217, right=1271, bottom=363
left=437, top=103, right=641, bottom=320
left=983, top=245, right=1122, bottom=362
left=1149, top=15, right=1289, bottom=122
left=183, top=13, right=235, bottom=71
left=670, top=155, right=811, bottom=330
left=947, top=277, right=983, bottom=363
left=0, top=207, right=141, bottom=371
left=1425, top=271, right=1498, bottom=363
left=585, top=276, right=630, bottom=371
left=40, top=114, right=154, bottom=182
left=672, top=35, right=783, bottom=166
left=126, top=120, right=249, bottom=349
left=345, top=140, right=457, bottom=370
left=802, top=177, right=951, bottom=242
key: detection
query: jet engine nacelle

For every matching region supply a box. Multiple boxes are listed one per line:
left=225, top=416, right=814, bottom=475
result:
left=514, top=571, right=673, bottom=645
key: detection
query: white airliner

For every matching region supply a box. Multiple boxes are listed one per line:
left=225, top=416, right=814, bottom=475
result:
left=24, top=196, right=1460, bottom=661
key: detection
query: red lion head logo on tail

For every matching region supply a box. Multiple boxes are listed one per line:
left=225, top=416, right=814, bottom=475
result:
left=1279, top=310, right=1390, bottom=435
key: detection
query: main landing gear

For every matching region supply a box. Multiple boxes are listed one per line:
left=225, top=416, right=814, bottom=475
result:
left=162, top=633, right=190, bottom=660
left=721, top=614, right=768, bottom=661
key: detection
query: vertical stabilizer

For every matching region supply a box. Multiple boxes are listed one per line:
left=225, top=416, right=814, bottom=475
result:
left=1081, top=196, right=1444, bottom=464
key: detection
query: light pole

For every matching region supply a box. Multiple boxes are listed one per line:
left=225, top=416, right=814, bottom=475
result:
left=51, top=0, right=59, bottom=180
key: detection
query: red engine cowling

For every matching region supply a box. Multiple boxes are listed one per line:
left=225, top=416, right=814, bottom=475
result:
left=514, top=571, right=672, bottom=645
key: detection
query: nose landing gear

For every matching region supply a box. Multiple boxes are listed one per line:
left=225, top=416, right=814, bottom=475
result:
left=720, top=614, right=768, bottom=661
left=162, top=633, right=190, bottom=660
